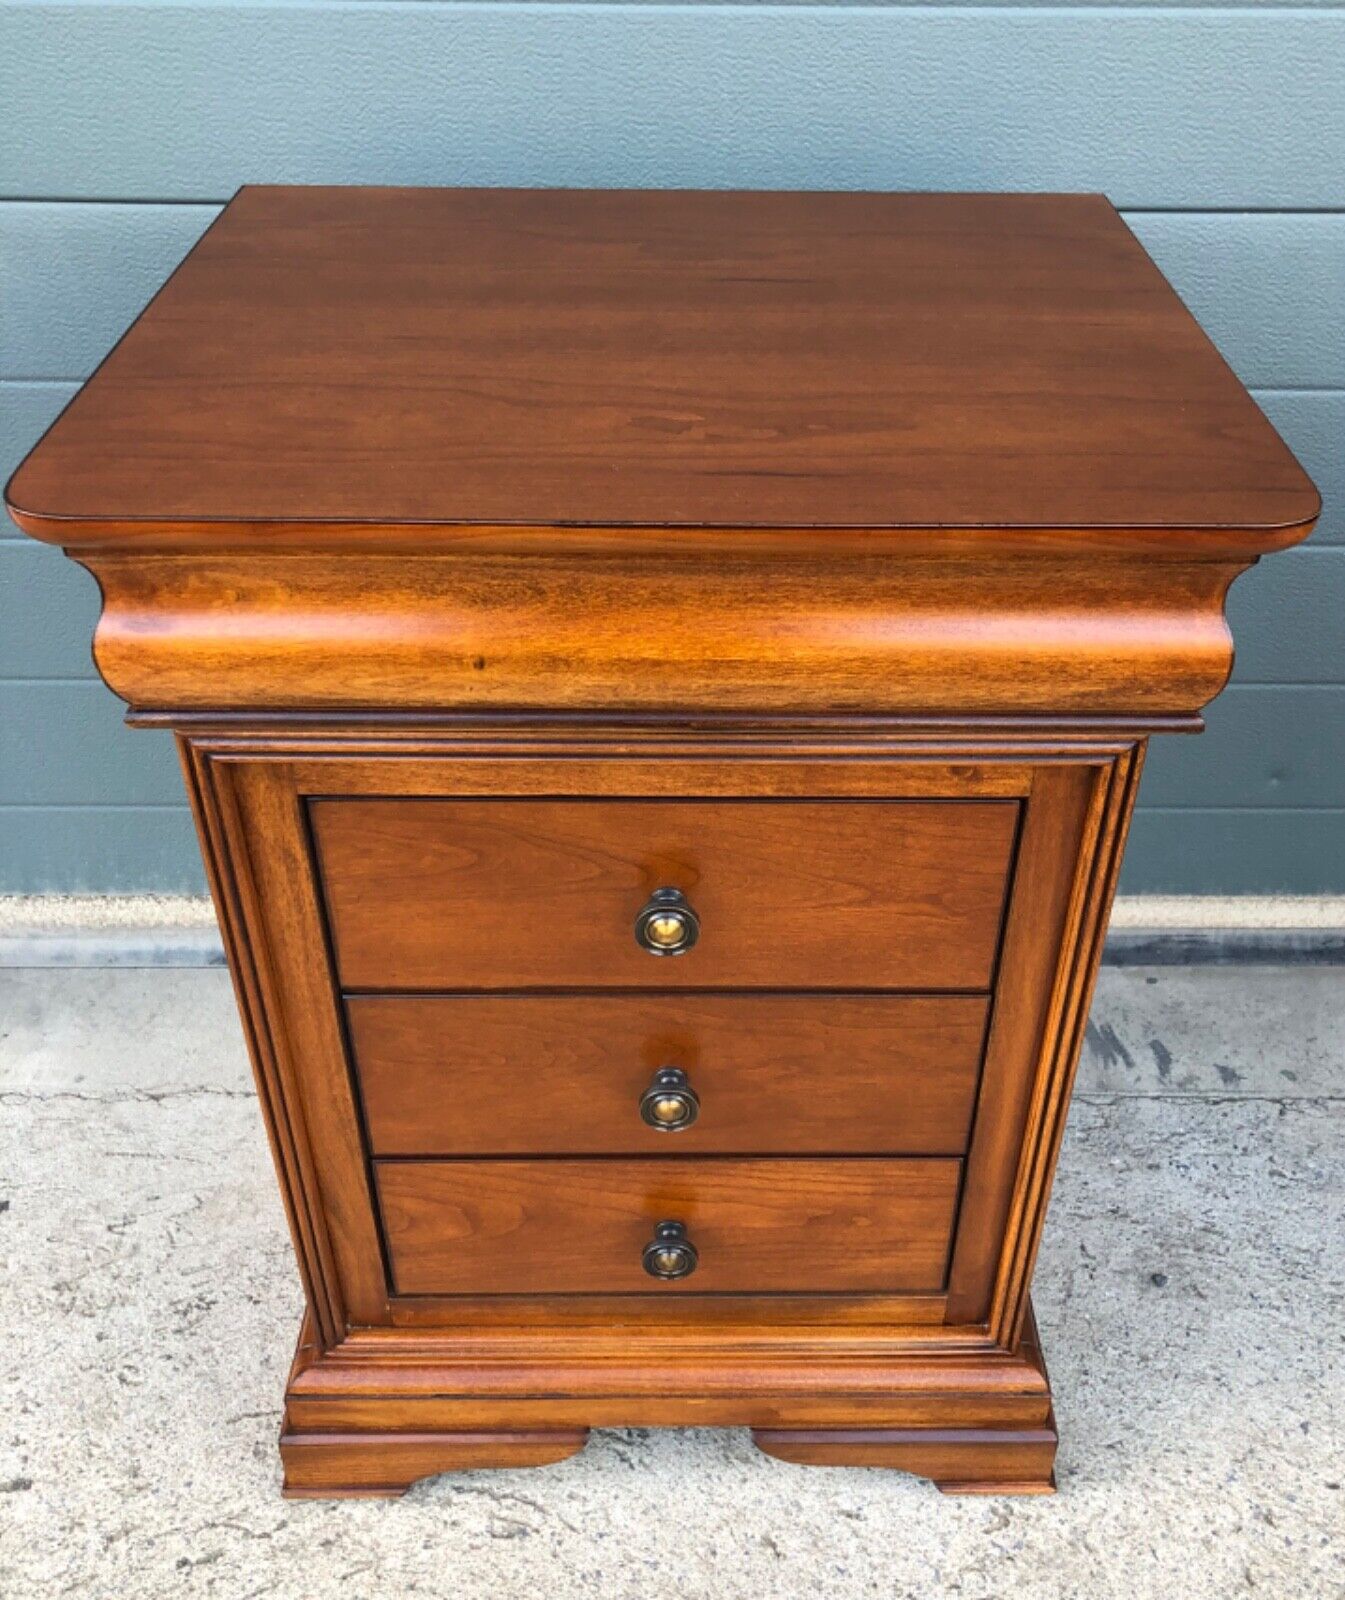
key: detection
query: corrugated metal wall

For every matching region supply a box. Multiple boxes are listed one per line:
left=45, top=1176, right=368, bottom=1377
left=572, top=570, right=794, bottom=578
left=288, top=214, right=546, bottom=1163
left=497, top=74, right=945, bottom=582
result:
left=2, top=2, right=1341, bottom=892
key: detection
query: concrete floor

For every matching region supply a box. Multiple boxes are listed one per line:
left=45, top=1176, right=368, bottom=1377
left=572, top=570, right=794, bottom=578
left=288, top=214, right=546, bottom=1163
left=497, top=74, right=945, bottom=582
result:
left=1, top=966, right=1341, bottom=1599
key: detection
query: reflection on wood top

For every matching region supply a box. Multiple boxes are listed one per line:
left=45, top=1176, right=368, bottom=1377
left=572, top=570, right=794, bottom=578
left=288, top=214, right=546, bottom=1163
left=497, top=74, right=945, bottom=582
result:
left=6, top=187, right=1319, bottom=548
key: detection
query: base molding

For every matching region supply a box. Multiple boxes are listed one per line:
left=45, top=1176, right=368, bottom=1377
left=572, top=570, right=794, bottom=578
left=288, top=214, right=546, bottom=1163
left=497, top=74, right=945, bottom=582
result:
left=278, top=1419, right=1057, bottom=1498
left=751, top=1413, right=1058, bottom=1495
left=277, top=1303, right=1060, bottom=1498
left=280, top=1428, right=591, bottom=1498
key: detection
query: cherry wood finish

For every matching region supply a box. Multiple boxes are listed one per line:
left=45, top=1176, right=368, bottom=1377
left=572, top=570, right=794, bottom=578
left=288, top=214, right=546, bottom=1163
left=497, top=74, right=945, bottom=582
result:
left=7, top=188, right=1316, bottom=1498
left=752, top=1422, right=1059, bottom=1494
left=185, top=744, right=1045, bottom=1340
left=376, top=1157, right=961, bottom=1296
left=280, top=1430, right=590, bottom=1499
left=7, top=188, right=1316, bottom=543
left=752, top=1302, right=1057, bottom=1491
left=68, top=549, right=1253, bottom=716
left=278, top=1303, right=1054, bottom=1494
left=348, top=993, right=988, bottom=1156
left=314, top=797, right=1016, bottom=992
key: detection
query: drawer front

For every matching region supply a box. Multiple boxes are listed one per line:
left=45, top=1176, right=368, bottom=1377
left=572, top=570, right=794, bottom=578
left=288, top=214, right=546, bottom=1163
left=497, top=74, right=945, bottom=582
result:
left=376, top=1157, right=961, bottom=1295
left=350, top=994, right=988, bottom=1155
left=313, top=798, right=1017, bottom=990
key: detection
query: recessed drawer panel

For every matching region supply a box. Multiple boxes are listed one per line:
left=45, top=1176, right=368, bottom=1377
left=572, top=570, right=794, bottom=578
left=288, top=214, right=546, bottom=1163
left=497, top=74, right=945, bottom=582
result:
left=349, top=994, right=988, bottom=1155
left=313, top=798, right=1017, bottom=991
left=376, top=1157, right=961, bottom=1296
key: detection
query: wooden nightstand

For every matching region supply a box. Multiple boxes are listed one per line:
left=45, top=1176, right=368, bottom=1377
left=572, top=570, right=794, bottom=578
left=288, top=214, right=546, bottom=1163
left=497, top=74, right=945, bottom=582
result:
left=7, top=187, right=1318, bottom=1498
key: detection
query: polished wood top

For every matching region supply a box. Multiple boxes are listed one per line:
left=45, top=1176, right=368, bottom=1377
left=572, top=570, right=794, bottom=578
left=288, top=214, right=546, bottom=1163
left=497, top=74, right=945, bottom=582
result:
left=7, top=187, right=1318, bottom=549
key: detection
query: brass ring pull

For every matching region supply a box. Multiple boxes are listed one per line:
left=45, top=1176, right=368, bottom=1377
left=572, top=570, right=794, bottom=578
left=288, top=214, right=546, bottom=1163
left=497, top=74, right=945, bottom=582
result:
left=642, top=1219, right=699, bottom=1280
left=634, top=887, right=700, bottom=956
left=639, top=1067, right=700, bottom=1132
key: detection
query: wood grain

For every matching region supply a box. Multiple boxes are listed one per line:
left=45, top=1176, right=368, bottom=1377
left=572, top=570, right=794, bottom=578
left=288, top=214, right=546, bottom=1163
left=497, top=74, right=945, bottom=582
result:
left=174, top=730, right=1196, bottom=1492
left=753, top=1301, right=1055, bottom=1489
left=6, top=189, right=1318, bottom=546
left=992, top=745, right=1146, bottom=1348
left=376, top=1157, right=961, bottom=1296
left=202, top=755, right=389, bottom=1326
left=280, top=1301, right=1054, bottom=1439
left=313, top=796, right=1017, bottom=991
left=176, top=742, right=350, bottom=1343
left=347, top=993, right=988, bottom=1156
left=943, top=764, right=1098, bottom=1323
left=14, top=186, right=1308, bottom=1494
left=750, top=1419, right=1057, bottom=1493
left=280, top=1429, right=590, bottom=1497
left=77, top=549, right=1251, bottom=717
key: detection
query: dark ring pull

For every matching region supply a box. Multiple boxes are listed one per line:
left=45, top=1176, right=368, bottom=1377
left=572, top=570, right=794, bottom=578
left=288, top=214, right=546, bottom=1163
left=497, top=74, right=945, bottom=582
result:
left=642, top=1219, right=699, bottom=1280
left=639, top=1067, right=701, bottom=1132
left=634, top=887, right=700, bottom=956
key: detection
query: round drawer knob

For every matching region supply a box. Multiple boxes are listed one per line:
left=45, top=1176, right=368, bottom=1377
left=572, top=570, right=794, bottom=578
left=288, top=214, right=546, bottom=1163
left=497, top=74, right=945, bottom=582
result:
left=642, top=1219, right=699, bottom=1281
left=634, top=887, right=700, bottom=956
left=639, top=1067, right=700, bottom=1132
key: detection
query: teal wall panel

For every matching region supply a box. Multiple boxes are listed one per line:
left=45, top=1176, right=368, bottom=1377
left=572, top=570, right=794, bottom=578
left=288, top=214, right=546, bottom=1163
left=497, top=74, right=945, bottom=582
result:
left=0, top=544, right=100, bottom=678
left=1126, top=214, right=1345, bottom=388
left=3, top=5, right=1342, bottom=206
left=1121, top=811, right=1345, bottom=895
left=1227, top=552, right=1345, bottom=684
left=0, top=809, right=204, bottom=894
left=1141, top=688, right=1345, bottom=810
left=0, top=683, right=182, bottom=806
left=0, top=205, right=215, bottom=379
left=1, top=1, right=1341, bottom=894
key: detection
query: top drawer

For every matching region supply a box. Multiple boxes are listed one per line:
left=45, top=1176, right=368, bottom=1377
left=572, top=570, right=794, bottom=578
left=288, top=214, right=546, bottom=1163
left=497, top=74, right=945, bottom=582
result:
left=312, top=797, right=1017, bottom=992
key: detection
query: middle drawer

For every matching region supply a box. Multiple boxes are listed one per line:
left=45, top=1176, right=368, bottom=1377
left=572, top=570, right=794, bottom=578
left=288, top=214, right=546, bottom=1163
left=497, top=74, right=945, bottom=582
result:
left=348, top=994, right=988, bottom=1156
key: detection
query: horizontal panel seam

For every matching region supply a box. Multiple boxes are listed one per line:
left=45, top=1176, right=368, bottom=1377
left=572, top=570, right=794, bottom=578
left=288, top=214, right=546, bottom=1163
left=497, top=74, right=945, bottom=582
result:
left=3, top=200, right=1344, bottom=216
left=1125, top=206, right=1345, bottom=215
left=1135, top=805, right=1345, bottom=813
left=0, top=804, right=191, bottom=813
left=3, top=3, right=1345, bottom=14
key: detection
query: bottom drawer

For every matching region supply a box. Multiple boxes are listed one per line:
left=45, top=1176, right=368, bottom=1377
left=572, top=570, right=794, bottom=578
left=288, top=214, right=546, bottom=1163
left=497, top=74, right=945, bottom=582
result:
left=376, top=1158, right=961, bottom=1296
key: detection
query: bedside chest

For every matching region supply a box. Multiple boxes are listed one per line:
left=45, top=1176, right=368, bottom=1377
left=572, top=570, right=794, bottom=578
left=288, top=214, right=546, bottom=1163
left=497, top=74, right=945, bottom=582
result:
left=7, top=187, right=1318, bottom=1498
